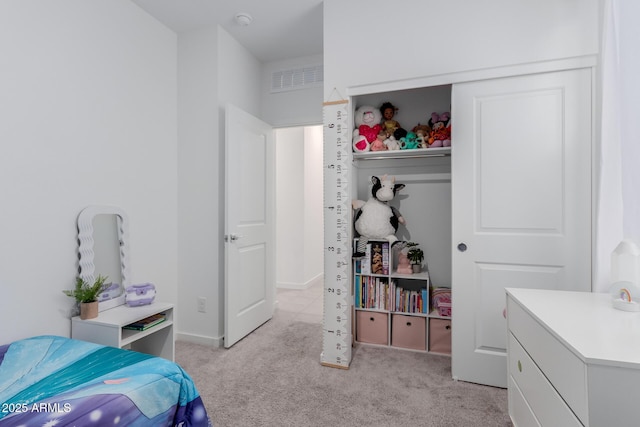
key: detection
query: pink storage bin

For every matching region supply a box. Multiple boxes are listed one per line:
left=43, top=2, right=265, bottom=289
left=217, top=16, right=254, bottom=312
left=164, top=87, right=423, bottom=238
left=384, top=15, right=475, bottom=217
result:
left=429, top=318, right=451, bottom=354
left=391, top=314, right=426, bottom=350
left=356, top=311, right=388, bottom=345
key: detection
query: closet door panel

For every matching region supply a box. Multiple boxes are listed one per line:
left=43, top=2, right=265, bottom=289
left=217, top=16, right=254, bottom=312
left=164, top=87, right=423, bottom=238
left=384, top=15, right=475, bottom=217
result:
left=451, top=68, right=592, bottom=388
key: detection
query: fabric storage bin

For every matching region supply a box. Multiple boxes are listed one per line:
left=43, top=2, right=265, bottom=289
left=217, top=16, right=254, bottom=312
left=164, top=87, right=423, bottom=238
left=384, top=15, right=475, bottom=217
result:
left=391, top=314, right=426, bottom=350
left=429, top=318, right=452, bottom=354
left=356, top=311, right=388, bottom=345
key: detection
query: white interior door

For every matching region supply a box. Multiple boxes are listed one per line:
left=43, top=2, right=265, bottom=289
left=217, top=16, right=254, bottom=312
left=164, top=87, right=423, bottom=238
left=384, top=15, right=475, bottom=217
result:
left=451, top=68, right=592, bottom=387
left=224, top=104, right=275, bottom=348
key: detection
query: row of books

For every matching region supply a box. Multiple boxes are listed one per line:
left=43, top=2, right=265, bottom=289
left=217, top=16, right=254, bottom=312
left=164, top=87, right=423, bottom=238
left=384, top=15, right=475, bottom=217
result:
left=354, top=276, right=429, bottom=314
left=354, top=240, right=390, bottom=275
left=123, top=313, right=167, bottom=331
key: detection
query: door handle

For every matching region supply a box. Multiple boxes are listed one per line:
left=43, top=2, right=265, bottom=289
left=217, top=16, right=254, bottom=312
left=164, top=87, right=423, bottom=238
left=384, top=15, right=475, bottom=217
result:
left=225, top=233, right=243, bottom=242
left=457, top=242, right=468, bottom=252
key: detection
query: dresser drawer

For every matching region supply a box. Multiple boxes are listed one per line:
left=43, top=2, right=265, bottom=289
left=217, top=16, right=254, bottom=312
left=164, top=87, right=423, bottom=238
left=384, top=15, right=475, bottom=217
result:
left=508, top=333, right=582, bottom=427
left=508, top=375, right=541, bottom=427
left=508, top=297, right=587, bottom=423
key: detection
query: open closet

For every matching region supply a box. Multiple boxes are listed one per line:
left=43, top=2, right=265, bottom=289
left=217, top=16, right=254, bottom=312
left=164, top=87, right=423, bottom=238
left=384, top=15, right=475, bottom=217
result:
left=324, top=60, right=594, bottom=388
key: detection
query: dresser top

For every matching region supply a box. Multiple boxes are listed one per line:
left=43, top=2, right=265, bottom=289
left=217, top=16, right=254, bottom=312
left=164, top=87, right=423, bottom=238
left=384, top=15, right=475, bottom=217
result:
left=506, top=288, right=640, bottom=368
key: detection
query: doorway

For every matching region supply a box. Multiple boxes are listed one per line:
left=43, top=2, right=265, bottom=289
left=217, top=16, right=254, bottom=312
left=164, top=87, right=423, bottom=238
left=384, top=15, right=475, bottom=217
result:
left=274, top=125, right=324, bottom=323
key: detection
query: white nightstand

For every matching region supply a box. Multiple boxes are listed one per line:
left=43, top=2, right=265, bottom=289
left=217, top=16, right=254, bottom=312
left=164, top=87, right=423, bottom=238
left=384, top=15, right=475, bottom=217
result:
left=71, top=302, right=175, bottom=361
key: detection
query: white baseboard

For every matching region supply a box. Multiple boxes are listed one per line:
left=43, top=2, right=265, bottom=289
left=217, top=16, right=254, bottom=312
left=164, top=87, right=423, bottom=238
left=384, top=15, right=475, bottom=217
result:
left=276, top=272, right=324, bottom=290
left=176, top=331, right=224, bottom=348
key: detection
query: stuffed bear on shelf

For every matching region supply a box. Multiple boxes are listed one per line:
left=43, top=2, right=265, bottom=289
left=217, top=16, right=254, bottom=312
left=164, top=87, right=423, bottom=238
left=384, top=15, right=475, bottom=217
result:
left=352, top=105, right=382, bottom=153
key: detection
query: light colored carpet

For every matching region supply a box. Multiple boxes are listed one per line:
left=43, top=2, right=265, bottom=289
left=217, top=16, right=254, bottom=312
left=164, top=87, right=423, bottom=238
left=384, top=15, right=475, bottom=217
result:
left=176, top=316, right=511, bottom=427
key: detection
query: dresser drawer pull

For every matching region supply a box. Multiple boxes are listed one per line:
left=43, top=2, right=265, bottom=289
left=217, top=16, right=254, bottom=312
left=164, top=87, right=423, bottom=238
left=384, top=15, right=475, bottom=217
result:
left=518, top=360, right=522, bottom=372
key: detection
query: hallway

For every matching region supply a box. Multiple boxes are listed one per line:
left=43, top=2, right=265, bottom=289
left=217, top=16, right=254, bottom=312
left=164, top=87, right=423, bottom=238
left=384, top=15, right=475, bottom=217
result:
left=275, top=280, right=323, bottom=324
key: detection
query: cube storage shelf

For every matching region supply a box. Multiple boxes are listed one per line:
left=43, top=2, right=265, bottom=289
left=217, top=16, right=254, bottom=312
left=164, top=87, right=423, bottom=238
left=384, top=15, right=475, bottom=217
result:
left=353, top=243, right=451, bottom=354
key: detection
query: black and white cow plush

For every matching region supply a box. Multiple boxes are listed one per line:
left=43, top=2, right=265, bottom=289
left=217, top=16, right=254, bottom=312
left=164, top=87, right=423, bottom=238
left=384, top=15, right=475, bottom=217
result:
left=353, top=175, right=406, bottom=257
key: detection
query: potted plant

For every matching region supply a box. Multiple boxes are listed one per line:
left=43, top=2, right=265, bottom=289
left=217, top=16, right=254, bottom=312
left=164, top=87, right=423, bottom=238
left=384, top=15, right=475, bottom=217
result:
left=63, top=275, right=108, bottom=320
left=406, top=242, right=424, bottom=273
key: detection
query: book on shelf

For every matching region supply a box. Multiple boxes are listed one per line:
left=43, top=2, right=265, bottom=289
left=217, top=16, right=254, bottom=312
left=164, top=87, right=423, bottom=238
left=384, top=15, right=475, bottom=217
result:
left=355, top=275, right=389, bottom=310
left=123, top=313, right=166, bottom=331
left=392, top=283, right=429, bottom=314
left=354, top=239, right=390, bottom=276
left=361, top=243, right=371, bottom=275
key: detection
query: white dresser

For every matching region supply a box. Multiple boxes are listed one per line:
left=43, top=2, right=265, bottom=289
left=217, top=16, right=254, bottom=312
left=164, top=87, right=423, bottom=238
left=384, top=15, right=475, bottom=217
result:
left=506, top=288, right=640, bottom=427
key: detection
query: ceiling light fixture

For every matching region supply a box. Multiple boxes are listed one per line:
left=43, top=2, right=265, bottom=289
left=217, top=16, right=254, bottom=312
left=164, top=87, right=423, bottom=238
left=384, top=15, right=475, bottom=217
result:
left=235, top=12, right=253, bottom=27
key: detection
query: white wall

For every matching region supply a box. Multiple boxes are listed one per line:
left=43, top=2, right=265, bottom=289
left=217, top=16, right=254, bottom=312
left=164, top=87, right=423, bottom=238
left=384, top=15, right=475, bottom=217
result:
left=303, top=126, right=324, bottom=284
left=175, top=26, right=263, bottom=345
left=0, top=0, right=178, bottom=343
left=323, top=0, right=599, bottom=99
left=176, top=26, right=220, bottom=343
left=261, top=54, right=324, bottom=127
left=276, top=128, right=306, bottom=286
left=275, top=126, right=324, bottom=290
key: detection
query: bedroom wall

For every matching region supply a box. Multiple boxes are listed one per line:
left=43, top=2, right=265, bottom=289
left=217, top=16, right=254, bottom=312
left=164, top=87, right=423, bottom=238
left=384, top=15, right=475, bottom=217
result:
left=175, top=25, right=263, bottom=345
left=0, top=0, right=178, bottom=343
left=176, top=25, right=220, bottom=344
left=323, top=0, right=599, bottom=99
left=261, top=54, right=324, bottom=127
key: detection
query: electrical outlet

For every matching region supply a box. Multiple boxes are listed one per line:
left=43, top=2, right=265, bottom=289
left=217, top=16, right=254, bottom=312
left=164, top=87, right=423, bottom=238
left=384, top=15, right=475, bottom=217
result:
left=197, top=297, right=206, bottom=313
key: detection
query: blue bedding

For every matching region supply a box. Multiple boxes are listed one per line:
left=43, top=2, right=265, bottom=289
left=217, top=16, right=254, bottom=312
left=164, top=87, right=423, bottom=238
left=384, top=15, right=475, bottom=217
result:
left=0, top=335, right=211, bottom=426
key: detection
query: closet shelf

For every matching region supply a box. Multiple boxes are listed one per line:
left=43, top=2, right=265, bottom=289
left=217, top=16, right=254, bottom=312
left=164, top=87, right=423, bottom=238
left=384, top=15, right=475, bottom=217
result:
left=353, top=147, right=451, bottom=161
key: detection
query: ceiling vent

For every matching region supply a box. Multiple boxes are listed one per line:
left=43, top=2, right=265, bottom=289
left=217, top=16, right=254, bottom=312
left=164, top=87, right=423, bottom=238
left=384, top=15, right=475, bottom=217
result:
left=271, top=65, right=323, bottom=93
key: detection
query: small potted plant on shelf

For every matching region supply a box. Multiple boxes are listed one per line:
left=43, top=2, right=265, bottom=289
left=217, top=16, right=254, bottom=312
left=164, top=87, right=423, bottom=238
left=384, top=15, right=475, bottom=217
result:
left=406, top=242, right=424, bottom=273
left=63, top=275, right=108, bottom=320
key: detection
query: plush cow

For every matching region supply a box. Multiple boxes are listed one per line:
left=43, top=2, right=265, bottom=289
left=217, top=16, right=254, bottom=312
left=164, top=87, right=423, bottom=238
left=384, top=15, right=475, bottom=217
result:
left=353, top=175, right=406, bottom=257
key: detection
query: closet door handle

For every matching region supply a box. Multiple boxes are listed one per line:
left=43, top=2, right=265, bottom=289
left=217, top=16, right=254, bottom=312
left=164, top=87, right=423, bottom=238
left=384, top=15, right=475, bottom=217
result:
left=225, top=233, right=243, bottom=242
left=457, top=242, right=468, bottom=252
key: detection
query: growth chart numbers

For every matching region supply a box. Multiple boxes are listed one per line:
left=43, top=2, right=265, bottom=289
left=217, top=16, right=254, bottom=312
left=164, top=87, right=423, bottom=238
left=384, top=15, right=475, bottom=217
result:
left=321, top=99, right=352, bottom=369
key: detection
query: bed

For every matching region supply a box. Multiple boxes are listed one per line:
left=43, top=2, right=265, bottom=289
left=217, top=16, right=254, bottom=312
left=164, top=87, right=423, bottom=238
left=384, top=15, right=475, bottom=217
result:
left=0, top=335, right=211, bottom=426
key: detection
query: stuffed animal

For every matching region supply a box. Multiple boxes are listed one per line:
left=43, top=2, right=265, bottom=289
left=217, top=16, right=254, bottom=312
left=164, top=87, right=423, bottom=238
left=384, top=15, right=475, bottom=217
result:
left=352, top=175, right=406, bottom=257
left=380, top=102, right=402, bottom=137
left=384, top=135, right=400, bottom=150
left=428, top=112, right=451, bottom=147
left=354, top=105, right=382, bottom=143
left=393, top=127, right=407, bottom=141
left=412, top=124, right=431, bottom=149
left=400, top=131, right=420, bottom=150
left=352, top=129, right=370, bottom=152
left=369, top=132, right=388, bottom=151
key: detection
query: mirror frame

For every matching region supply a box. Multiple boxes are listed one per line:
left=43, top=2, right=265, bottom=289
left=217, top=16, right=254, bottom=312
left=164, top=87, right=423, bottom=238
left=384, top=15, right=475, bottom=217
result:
left=77, top=205, right=131, bottom=312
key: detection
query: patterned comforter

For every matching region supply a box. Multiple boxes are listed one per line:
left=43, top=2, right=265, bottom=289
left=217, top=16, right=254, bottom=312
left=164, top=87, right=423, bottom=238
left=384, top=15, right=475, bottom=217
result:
left=0, top=335, right=211, bottom=426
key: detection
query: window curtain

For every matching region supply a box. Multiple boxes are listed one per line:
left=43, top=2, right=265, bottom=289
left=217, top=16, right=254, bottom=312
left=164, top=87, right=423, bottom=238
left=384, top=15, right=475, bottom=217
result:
left=595, top=0, right=640, bottom=292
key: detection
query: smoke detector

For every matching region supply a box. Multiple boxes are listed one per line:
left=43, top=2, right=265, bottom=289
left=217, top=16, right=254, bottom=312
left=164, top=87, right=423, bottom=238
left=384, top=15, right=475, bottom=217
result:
left=235, top=13, right=253, bottom=26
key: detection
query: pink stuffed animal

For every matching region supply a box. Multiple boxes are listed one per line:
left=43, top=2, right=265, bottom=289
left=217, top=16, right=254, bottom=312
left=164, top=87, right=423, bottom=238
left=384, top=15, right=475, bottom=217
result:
left=370, top=132, right=388, bottom=152
left=427, top=112, right=451, bottom=147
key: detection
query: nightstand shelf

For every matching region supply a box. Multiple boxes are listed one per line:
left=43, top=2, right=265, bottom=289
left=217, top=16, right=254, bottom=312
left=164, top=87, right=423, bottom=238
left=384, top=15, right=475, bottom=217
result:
left=71, top=301, right=175, bottom=361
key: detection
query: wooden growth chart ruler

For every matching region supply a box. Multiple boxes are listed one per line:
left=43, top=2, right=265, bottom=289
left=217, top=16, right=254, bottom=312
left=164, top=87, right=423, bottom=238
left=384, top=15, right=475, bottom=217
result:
left=321, top=98, right=352, bottom=369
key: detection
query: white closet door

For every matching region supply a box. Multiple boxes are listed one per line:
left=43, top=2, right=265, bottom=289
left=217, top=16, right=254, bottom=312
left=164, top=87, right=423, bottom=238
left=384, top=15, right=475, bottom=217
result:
left=451, top=68, right=592, bottom=387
